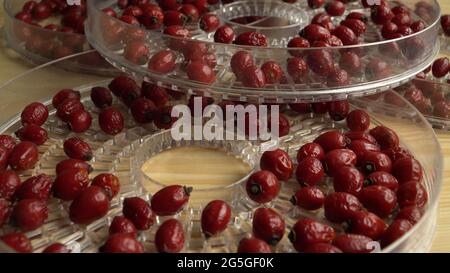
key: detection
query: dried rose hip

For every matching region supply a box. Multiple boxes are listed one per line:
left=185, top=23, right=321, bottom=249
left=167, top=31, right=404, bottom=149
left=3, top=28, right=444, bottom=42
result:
left=328, top=100, right=349, bottom=121
left=252, top=207, right=285, bottom=245
left=109, top=216, right=138, bottom=237
left=130, top=98, right=157, bottom=124
left=261, top=61, right=283, bottom=84
left=324, top=192, right=362, bottom=223
left=155, top=219, right=185, bottom=253
left=98, top=107, right=124, bottom=135
left=214, top=25, right=235, bottom=44
left=68, top=110, right=92, bottom=133
left=314, top=130, right=346, bottom=152
left=360, top=151, right=392, bottom=174
left=63, top=137, right=92, bottom=161
left=395, top=205, right=422, bottom=224
left=0, top=170, right=21, bottom=200
left=346, top=131, right=377, bottom=144
left=42, top=243, right=71, bottom=253
left=15, top=174, right=52, bottom=200
left=392, top=157, right=423, bottom=184
left=348, top=211, right=387, bottom=240
left=230, top=51, right=254, bottom=77
left=333, top=234, right=375, bottom=253
left=287, top=37, right=310, bottom=57
left=15, top=124, right=48, bottom=146
left=201, top=200, right=231, bottom=237
left=69, top=186, right=110, bottom=224
left=339, top=51, right=362, bottom=75
left=108, top=76, right=139, bottom=98
left=286, top=57, right=308, bottom=82
left=13, top=198, right=48, bottom=231
left=123, top=197, right=156, bottom=230
left=186, top=61, right=216, bottom=84
left=101, top=233, right=144, bottom=253
left=56, top=159, right=92, bottom=175
left=325, top=1, right=345, bottom=16
left=151, top=185, right=192, bottom=216
left=234, top=31, right=268, bottom=47
left=260, top=149, right=293, bottom=181
left=237, top=237, right=272, bottom=253
left=0, top=232, right=32, bottom=253
left=21, top=102, right=48, bottom=126
left=92, top=173, right=120, bottom=200
left=199, top=13, right=220, bottom=32
left=246, top=170, right=280, bottom=203
left=347, top=140, right=380, bottom=165
left=91, top=87, right=113, bottom=108
left=346, top=110, right=370, bottom=131
left=431, top=57, right=449, bottom=78
left=300, top=24, right=331, bottom=42
left=364, top=171, right=399, bottom=192
left=296, top=157, right=325, bottom=186
left=0, top=135, right=16, bottom=153
left=333, top=166, right=364, bottom=195
left=359, top=185, right=397, bottom=218
left=291, top=186, right=325, bottom=210
left=8, top=141, right=39, bottom=171
left=297, top=143, right=325, bottom=162
left=381, top=219, right=412, bottom=247
left=323, top=149, right=357, bottom=176
left=369, top=126, right=399, bottom=150
left=0, top=198, right=11, bottom=227
left=397, top=181, right=428, bottom=208
left=141, top=82, right=169, bottom=107
left=289, top=218, right=335, bottom=252
left=148, top=50, right=177, bottom=74
left=53, top=168, right=89, bottom=201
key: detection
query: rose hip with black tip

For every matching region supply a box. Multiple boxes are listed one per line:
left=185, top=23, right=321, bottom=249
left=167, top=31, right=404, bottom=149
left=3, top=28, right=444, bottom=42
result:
left=347, top=140, right=380, bottom=165
left=15, top=174, right=52, bottom=200
left=201, top=200, right=231, bottom=237
left=154, top=106, right=177, bottom=129
left=122, top=197, right=155, bottom=230
left=328, top=100, right=349, bottom=121
left=252, top=207, right=285, bottom=245
left=101, top=233, right=144, bottom=253
left=109, top=216, right=138, bottom=237
left=151, top=185, right=192, bottom=216
left=141, top=82, right=169, bottom=107
left=237, top=237, right=272, bottom=253
left=360, top=151, right=392, bottom=174
left=53, top=168, right=89, bottom=201
left=381, top=219, right=413, bottom=247
left=364, top=171, right=399, bottom=192
left=245, top=170, right=280, bottom=203
left=13, top=198, right=48, bottom=231
left=348, top=211, right=387, bottom=240
left=324, top=192, right=362, bottom=223
left=346, top=109, right=370, bottom=131
left=259, top=149, right=293, bottom=181
left=359, top=185, right=397, bottom=218
left=291, top=186, right=325, bottom=211
left=289, top=218, right=335, bottom=252
left=8, top=141, right=39, bottom=171
left=92, top=173, right=120, bottom=200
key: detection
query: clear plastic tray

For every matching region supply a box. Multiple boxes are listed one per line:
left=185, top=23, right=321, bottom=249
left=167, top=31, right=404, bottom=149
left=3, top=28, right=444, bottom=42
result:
left=0, top=52, right=443, bottom=253
left=86, top=0, right=441, bottom=103
left=2, top=0, right=117, bottom=76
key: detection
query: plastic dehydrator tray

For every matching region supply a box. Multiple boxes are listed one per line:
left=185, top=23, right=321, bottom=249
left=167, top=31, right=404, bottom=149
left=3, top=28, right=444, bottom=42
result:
left=0, top=52, right=443, bottom=253
left=2, top=0, right=117, bottom=76
left=85, top=0, right=441, bottom=103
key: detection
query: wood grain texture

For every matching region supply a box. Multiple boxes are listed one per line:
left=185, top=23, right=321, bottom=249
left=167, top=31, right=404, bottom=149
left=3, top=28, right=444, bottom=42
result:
left=0, top=0, right=449, bottom=252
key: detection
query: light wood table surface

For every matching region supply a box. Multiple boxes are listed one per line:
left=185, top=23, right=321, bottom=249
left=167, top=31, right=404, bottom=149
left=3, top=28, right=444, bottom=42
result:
left=0, top=0, right=449, bottom=252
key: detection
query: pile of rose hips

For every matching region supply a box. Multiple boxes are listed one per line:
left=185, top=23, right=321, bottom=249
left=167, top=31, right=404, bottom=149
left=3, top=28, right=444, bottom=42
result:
left=243, top=103, right=427, bottom=253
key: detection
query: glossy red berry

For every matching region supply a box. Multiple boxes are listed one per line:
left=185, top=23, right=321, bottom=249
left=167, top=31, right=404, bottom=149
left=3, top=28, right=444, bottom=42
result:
left=246, top=170, right=280, bottom=203
left=348, top=140, right=380, bottom=165
left=324, top=192, right=362, bottom=223
left=287, top=37, right=310, bottom=57
left=333, top=166, right=364, bottom=195
left=15, top=124, right=47, bottom=146
left=289, top=218, right=335, bottom=252
left=230, top=51, right=254, bottom=77
left=360, top=151, right=392, bottom=174
left=141, top=82, right=169, bottom=107
left=297, top=143, right=325, bottom=162
left=411, top=20, right=426, bottom=32
left=392, top=157, right=423, bottom=184
left=101, top=233, right=144, bottom=253
left=214, top=25, right=235, bottom=44
left=261, top=61, right=283, bottom=84
left=69, top=186, right=110, bottom=225
left=286, top=57, right=308, bottom=83
left=163, top=10, right=186, bottom=26
left=323, top=149, right=357, bottom=176
left=260, top=149, right=293, bottom=181
left=333, top=234, right=375, bottom=253
left=43, top=243, right=71, bottom=253
left=295, top=157, right=325, bottom=186
left=300, top=24, right=331, bottom=42
left=56, top=159, right=91, bottom=175
left=397, top=181, right=427, bottom=208
left=53, top=168, right=89, bottom=201
left=237, top=237, right=272, bottom=253
left=90, top=87, right=113, bottom=108
left=381, top=219, right=413, bottom=247
left=109, top=216, right=138, bottom=237
left=199, top=13, right=220, bottom=32
left=0, top=135, right=16, bottom=153
left=327, top=68, right=349, bottom=87
left=364, top=171, right=399, bottom=192
left=291, top=186, right=325, bottom=210
left=234, top=31, right=268, bottom=47
left=432, top=57, right=450, bottom=78
left=155, top=219, right=185, bottom=253
left=148, top=50, right=177, bottom=74
left=186, top=61, right=216, bottom=84
left=395, top=205, right=422, bottom=224
left=382, top=146, right=412, bottom=162
left=0, top=170, right=21, bottom=200
left=341, top=19, right=366, bottom=37
left=308, top=0, right=325, bottom=9
left=313, top=130, right=346, bottom=152
left=180, top=4, right=199, bottom=23
left=0, top=232, right=32, bottom=253
left=369, top=126, right=399, bottom=150
left=13, top=198, right=48, bottom=231
left=63, top=137, right=92, bottom=161
left=328, top=100, right=349, bottom=121
left=123, top=197, right=156, bottom=230
left=346, top=109, right=370, bottom=131
left=252, top=208, right=285, bottom=245
left=348, top=211, right=387, bottom=240
left=441, top=15, right=450, bottom=36
left=52, top=89, right=81, bottom=108
left=345, top=131, right=377, bottom=144
left=108, top=76, right=139, bottom=98
left=56, top=98, right=84, bottom=122
left=129, top=98, right=156, bottom=124
left=15, top=174, right=52, bottom=200
left=21, top=102, right=48, bottom=126
left=98, top=107, right=124, bottom=135
left=8, top=141, right=39, bottom=171
left=332, top=25, right=357, bottom=45
left=201, top=200, right=231, bottom=237
left=92, top=173, right=120, bottom=200
left=325, top=1, right=345, bottom=16
left=151, top=185, right=192, bottom=216
left=359, top=185, right=397, bottom=218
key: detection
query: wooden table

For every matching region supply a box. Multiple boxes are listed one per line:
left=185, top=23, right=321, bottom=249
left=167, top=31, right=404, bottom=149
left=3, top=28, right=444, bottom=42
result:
left=0, top=0, right=449, bottom=252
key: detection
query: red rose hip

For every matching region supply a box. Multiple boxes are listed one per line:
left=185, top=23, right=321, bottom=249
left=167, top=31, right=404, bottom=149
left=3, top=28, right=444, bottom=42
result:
left=291, top=187, right=326, bottom=211
left=289, top=218, right=335, bottom=252
left=201, top=200, right=231, bottom=237
left=359, top=185, right=397, bottom=218
left=297, top=143, right=325, bottom=162
left=295, top=157, right=325, bottom=186
left=109, top=216, right=138, bottom=237
left=92, top=173, right=120, bottom=199
left=260, top=149, right=293, bottom=181
left=397, top=181, right=428, bottom=208
left=101, top=233, right=144, bottom=253
left=0, top=170, right=21, bottom=200
left=392, top=157, right=423, bottom=184
left=21, top=102, right=48, bottom=126
left=53, top=168, right=89, bottom=201
left=313, top=130, right=346, bottom=152
left=15, top=174, right=52, bottom=200
left=348, top=211, right=387, bottom=240
left=13, top=198, right=48, bottom=231
left=91, top=87, right=113, bottom=108
left=8, top=141, right=39, bottom=171
left=324, top=192, right=362, bottom=223
left=43, top=243, right=71, bottom=253
left=237, top=237, right=272, bottom=253
left=123, top=197, right=156, bottom=230
left=333, top=166, right=364, bottom=195
left=0, top=232, right=32, bottom=253
left=246, top=170, right=280, bottom=203
left=63, top=137, right=92, bottom=161
left=98, top=107, right=124, bottom=135
left=69, top=186, right=110, bottom=225
left=151, top=185, right=192, bottom=216
left=155, top=219, right=185, bottom=253
left=252, top=208, right=285, bottom=245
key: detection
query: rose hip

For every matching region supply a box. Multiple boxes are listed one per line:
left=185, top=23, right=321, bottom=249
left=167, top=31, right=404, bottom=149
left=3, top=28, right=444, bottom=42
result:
left=109, top=216, right=138, bottom=237
left=56, top=159, right=91, bottom=175
left=341, top=19, right=366, bottom=37
left=234, top=32, right=268, bottom=47
left=0, top=147, right=9, bottom=171
left=230, top=51, right=254, bottom=77
left=328, top=100, right=349, bottom=121
left=371, top=5, right=394, bottom=25
left=43, top=243, right=71, bottom=253
left=123, top=197, right=156, bottom=230
left=21, top=102, right=48, bottom=126
left=237, top=237, right=272, bottom=253
left=151, top=185, right=191, bottom=216
left=349, top=211, right=387, bottom=240
left=369, top=126, right=399, bottom=150
left=101, top=233, right=144, bottom=253
left=252, top=208, right=285, bottom=245
left=381, top=219, right=413, bottom=247
left=90, top=87, right=113, bottom=108
left=397, top=181, right=428, bottom=208
left=366, top=58, right=391, bottom=80
left=392, top=157, right=423, bottom=184
left=0, top=170, right=21, bottom=200
left=324, top=192, right=362, bottom=223
left=359, top=185, right=397, bottom=218
left=333, top=234, right=375, bottom=253
left=15, top=174, right=52, bottom=200
left=92, top=173, right=120, bottom=200
left=383, top=147, right=412, bottom=162
left=339, top=51, right=362, bottom=75
left=31, top=2, right=52, bottom=20
left=323, top=149, right=357, bottom=176
left=246, top=170, right=280, bottom=203
left=296, top=157, right=325, bottom=186
left=286, top=57, right=308, bottom=82
left=98, top=107, right=124, bottom=135
left=300, top=24, right=331, bottom=42
left=333, top=166, right=364, bottom=195
left=0, top=135, right=16, bottom=153
left=63, top=137, right=92, bottom=161
left=289, top=218, right=335, bottom=252
left=56, top=98, right=84, bottom=122
left=297, top=143, right=325, bottom=162
left=261, top=61, right=283, bottom=84
left=199, top=14, right=220, bottom=32
left=291, top=186, right=325, bottom=210
left=345, top=131, right=377, bottom=144
left=287, top=37, right=310, bottom=57
left=186, top=61, right=216, bottom=84
left=69, top=186, right=110, bottom=224
left=8, top=141, right=39, bottom=171
left=325, top=1, right=345, bottom=16
left=431, top=57, right=450, bottom=78
left=0, top=232, right=32, bottom=253
left=347, top=140, right=380, bottom=164
left=155, top=219, right=185, bottom=253
left=53, top=168, right=89, bottom=201
left=260, top=149, right=293, bottom=181
left=360, top=151, right=392, bottom=174
left=0, top=198, right=11, bottom=227
left=364, top=171, right=399, bottom=192
left=108, top=76, right=139, bottom=98
left=68, top=110, right=92, bottom=133
left=313, top=130, right=346, bottom=152
left=141, top=82, right=169, bottom=107
left=13, top=198, right=48, bottom=231
left=214, top=25, right=235, bottom=44
left=201, top=200, right=231, bottom=237
left=395, top=206, right=422, bottom=224
left=148, top=50, right=177, bottom=74
left=52, top=89, right=81, bottom=108
left=154, top=106, right=177, bottom=129
left=129, top=98, right=156, bottom=124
